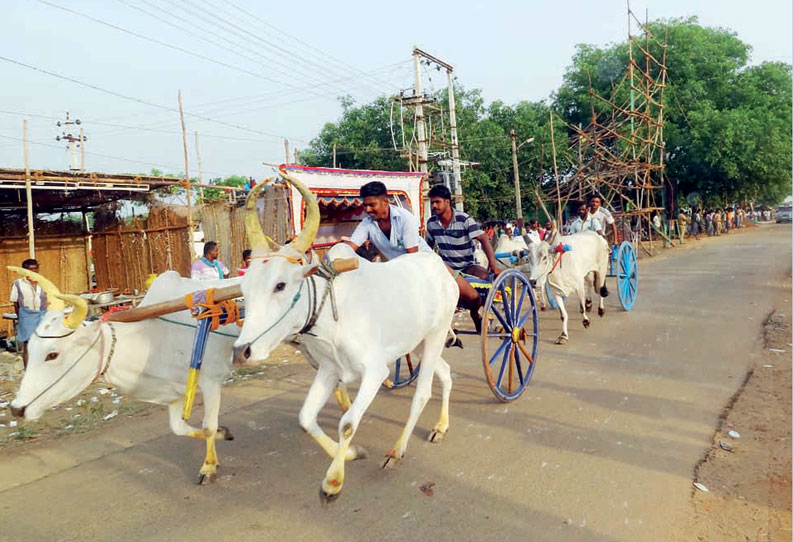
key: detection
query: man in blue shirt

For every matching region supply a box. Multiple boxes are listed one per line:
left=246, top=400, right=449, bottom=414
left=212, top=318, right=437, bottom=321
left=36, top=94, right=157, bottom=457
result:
left=426, top=184, right=500, bottom=332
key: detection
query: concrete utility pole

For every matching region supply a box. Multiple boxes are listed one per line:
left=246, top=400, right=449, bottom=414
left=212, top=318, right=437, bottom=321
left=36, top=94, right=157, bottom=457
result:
left=79, top=128, right=86, bottom=172
left=510, top=129, right=522, bottom=227
left=510, top=130, right=535, bottom=228
left=412, top=49, right=428, bottom=177
left=446, top=70, right=462, bottom=211
left=23, top=119, right=34, bottom=258
left=284, top=139, right=290, bottom=164
left=332, top=143, right=337, bottom=168
left=56, top=112, right=84, bottom=172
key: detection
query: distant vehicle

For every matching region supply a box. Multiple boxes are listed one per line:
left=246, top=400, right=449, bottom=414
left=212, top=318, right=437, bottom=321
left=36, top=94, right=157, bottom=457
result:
left=776, top=205, right=792, bottom=223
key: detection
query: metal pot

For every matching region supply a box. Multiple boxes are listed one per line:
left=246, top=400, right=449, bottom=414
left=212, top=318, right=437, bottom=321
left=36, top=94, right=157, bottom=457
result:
left=93, top=291, right=115, bottom=304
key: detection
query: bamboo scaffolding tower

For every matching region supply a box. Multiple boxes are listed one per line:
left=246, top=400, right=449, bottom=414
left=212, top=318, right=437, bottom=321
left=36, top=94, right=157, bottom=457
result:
left=540, top=4, right=669, bottom=243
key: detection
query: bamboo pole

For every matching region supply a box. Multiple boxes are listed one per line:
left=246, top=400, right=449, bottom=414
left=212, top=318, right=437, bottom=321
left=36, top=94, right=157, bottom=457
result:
left=549, top=110, right=562, bottom=223
left=178, top=91, right=195, bottom=260
left=23, top=119, right=35, bottom=258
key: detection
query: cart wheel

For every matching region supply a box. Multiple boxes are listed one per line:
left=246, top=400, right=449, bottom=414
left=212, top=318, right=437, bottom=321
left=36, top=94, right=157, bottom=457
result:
left=616, top=241, right=638, bottom=311
left=481, top=270, right=539, bottom=402
left=382, top=353, right=420, bottom=389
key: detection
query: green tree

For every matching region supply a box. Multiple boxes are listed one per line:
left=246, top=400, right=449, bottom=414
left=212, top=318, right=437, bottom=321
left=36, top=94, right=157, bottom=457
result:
left=555, top=17, right=792, bottom=206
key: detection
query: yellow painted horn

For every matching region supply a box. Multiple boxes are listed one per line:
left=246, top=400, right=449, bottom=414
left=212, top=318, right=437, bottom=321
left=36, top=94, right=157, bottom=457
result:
left=279, top=166, right=319, bottom=255
left=244, top=177, right=278, bottom=257
left=7, top=266, right=65, bottom=312
left=56, top=293, right=88, bottom=329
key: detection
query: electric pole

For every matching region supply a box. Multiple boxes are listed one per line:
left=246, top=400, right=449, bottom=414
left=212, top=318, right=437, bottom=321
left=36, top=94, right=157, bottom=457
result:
left=413, top=49, right=428, bottom=176
left=446, top=69, right=462, bottom=211
left=510, top=129, right=522, bottom=227
left=56, top=112, right=85, bottom=172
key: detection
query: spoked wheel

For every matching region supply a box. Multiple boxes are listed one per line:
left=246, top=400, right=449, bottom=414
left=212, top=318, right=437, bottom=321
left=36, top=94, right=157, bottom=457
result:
left=481, top=270, right=540, bottom=402
left=382, top=353, right=420, bottom=389
left=616, top=241, right=638, bottom=311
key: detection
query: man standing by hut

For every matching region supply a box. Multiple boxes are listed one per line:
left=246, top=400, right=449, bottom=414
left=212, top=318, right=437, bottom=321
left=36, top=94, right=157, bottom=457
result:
left=191, top=241, right=230, bottom=280
left=9, top=259, right=47, bottom=369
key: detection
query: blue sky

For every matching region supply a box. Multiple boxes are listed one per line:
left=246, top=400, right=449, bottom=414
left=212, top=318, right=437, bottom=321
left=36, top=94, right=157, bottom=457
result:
left=1, top=0, right=790, bottom=179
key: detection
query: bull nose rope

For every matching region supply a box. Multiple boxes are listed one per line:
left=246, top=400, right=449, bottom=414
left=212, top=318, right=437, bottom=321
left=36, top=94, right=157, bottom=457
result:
left=18, top=324, right=110, bottom=412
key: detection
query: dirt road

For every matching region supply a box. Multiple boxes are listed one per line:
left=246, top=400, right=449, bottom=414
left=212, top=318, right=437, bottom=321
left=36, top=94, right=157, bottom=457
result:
left=0, top=225, right=790, bottom=542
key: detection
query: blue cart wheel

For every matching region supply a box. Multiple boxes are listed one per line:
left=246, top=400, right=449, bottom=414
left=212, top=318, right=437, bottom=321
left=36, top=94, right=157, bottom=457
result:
left=382, top=353, right=420, bottom=389
left=481, top=270, right=540, bottom=402
left=616, top=241, right=638, bottom=311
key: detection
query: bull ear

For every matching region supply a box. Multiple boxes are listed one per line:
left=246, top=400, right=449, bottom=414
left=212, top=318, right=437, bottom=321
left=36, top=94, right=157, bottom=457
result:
left=546, top=230, right=558, bottom=247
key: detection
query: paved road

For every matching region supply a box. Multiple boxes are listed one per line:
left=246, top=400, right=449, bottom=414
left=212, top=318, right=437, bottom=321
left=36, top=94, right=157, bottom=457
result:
left=0, top=225, right=790, bottom=542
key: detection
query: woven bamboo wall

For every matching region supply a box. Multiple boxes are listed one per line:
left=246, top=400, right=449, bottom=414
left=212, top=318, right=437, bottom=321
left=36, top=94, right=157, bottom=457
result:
left=199, top=184, right=291, bottom=273
left=0, top=235, right=90, bottom=337
left=92, top=207, right=190, bottom=292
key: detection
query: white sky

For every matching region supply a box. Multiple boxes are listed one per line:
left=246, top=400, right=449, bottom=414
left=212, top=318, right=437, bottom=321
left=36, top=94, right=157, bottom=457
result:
left=1, top=0, right=790, bottom=179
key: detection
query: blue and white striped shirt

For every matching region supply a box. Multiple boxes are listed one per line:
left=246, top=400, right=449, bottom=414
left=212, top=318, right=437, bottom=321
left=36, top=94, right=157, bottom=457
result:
left=426, top=211, right=485, bottom=270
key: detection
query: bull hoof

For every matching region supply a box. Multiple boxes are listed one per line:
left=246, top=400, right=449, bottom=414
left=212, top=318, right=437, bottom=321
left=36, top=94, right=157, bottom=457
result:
left=540, top=306, right=546, bottom=312
left=445, top=336, right=463, bottom=349
left=428, top=428, right=447, bottom=443
left=381, top=450, right=402, bottom=469
left=197, top=472, right=217, bottom=485
left=319, top=487, right=341, bottom=505
left=218, top=426, right=234, bottom=441
left=598, top=307, right=605, bottom=318
left=585, top=299, right=593, bottom=312
left=582, top=319, right=590, bottom=329
left=555, top=335, right=568, bottom=345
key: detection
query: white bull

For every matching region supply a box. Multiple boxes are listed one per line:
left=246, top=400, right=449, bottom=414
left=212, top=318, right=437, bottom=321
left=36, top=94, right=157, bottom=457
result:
left=233, top=168, right=458, bottom=503
left=523, top=231, right=610, bottom=344
left=494, top=233, right=528, bottom=255
left=8, top=269, right=241, bottom=484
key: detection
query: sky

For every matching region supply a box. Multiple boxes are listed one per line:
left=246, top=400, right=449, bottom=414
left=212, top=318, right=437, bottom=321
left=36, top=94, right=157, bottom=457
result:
left=1, top=0, right=791, bottom=180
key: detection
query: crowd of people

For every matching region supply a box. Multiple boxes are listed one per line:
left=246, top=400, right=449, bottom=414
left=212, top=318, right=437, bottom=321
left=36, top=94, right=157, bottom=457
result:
left=676, top=206, right=755, bottom=241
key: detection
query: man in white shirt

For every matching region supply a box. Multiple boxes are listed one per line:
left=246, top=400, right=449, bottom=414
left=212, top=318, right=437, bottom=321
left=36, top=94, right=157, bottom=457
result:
left=585, top=195, right=618, bottom=245
left=345, top=181, right=433, bottom=260
left=9, top=259, right=47, bottom=368
left=524, top=219, right=541, bottom=243
left=567, top=202, right=590, bottom=234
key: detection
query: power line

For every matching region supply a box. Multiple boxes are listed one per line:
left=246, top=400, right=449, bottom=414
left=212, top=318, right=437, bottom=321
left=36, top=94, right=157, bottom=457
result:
left=217, top=0, right=400, bottom=93
left=0, top=132, right=228, bottom=176
left=0, top=54, right=310, bottom=143
left=173, top=0, right=384, bottom=97
left=33, top=0, right=328, bottom=98
left=126, top=0, right=350, bottom=98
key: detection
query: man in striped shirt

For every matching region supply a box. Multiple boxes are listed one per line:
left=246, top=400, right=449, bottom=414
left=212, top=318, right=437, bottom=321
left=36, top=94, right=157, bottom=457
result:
left=426, top=184, right=501, bottom=332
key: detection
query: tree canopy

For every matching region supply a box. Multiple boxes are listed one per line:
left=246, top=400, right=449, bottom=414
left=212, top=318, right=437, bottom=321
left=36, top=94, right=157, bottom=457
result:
left=299, top=17, right=792, bottom=219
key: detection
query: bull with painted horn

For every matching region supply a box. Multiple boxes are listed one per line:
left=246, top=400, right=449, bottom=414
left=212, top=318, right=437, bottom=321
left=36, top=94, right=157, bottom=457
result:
left=234, top=166, right=459, bottom=503
left=8, top=267, right=243, bottom=484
